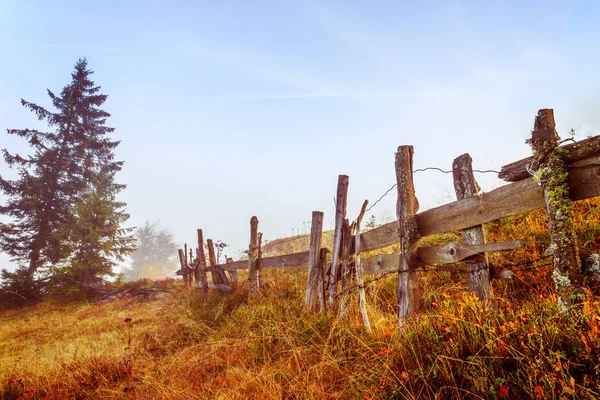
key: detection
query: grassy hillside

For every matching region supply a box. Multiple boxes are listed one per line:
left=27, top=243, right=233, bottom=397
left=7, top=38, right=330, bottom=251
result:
left=2, top=199, right=600, bottom=399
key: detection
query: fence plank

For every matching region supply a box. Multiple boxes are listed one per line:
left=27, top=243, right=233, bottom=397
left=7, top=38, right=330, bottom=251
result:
left=361, top=240, right=521, bottom=275
left=453, top=153, right=490, bottom=301
left=305, top=211, right=324, bottom=310
left=328, top=175, right=349, bottom=309
left=500, top=134, right=600, bottom=182
left=396, top=145, right=420, bottom=325
left=248, top=216, right=259, bottom=296
left=529, top=109, right=582, bottom=304
left=360, top=158, right=600, bottom=253
left=196, top=229, right=208, bottom=296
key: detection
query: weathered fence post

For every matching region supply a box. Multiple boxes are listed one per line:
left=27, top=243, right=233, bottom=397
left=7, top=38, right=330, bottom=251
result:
left=257, top=232, right=263, bottom=289
left=338, top=218, right=354, bottom=318
left=184, top=243, right=188, bottom=266
left=528, top=109, right=582, bottom=307
left=396, top=146, right=420, bottom=328
left=248, top=216, right=259, bottom=296
left=197, top=229, right=209, bottom=296
left=328, top=175, right=349, bottom=310
left=178, top=249, right=189, bottom=287
left=305, top=211, right=324, bottom=310
left=207, top=239, right=228, bottom=285
left=453, top=153, right=490, bottom=301
left=354, top=200, right=372, bottom=332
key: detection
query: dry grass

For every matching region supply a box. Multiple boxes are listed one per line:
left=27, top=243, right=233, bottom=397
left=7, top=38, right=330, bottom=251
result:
left=2, top=199, right=600, bottom=399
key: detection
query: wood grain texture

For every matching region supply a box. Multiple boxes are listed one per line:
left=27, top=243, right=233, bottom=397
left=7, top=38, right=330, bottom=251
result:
left=396, top=145, right=420, bottom=323
left=305, top=211, right=324, bottom=310
left=248, top=216, right=259, bottom=295
left=453, top=153, right=490, bottom=300
left=500, top=134, right=600, bottom=182
left=196, top=229, right=208, bottom=296
left=361, top=241, right=521, bottom=275
left=328, top=175, right=349, bottom=309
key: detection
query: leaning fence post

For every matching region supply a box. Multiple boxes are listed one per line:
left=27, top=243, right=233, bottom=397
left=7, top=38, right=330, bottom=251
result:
left=197, top=229, right=209, bottom=296
left=207, top=239, right=228, bottom=285
left=328, top=175, right=349, bottom=310
left=305, top=211, right=324, bottom=310
left=453, top=153, right=490, bottom=301
left=178, top=249, right=189, bottom=287
left=355, top=200, right=372, bottom=332
left=396, top=146, right=420, bottom=328
left=248, top=216, right=259, bottom=296
left=528, top=109, right=582, bottom=307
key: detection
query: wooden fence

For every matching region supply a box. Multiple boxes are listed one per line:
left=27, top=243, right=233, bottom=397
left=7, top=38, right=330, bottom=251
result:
left=176, top=108, right=600, bottom=330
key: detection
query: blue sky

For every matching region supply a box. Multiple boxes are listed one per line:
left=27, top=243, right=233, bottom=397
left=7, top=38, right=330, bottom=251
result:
left=1, top=0, right=599, bottom=270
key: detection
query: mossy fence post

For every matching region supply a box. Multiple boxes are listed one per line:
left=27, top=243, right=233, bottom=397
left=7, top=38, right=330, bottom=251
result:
left=453, top=153, right=490, bottom=301
left=328, top=175, right=349, bottom=310
left=395, top=145, right=420, bottom=329
left=305, top=211, right=324, bottom=310
left=528, top=108, right=582, bottom=307
left=248, top=216, right=259, bottom=296
left=196, top=229, right=209, bottom=296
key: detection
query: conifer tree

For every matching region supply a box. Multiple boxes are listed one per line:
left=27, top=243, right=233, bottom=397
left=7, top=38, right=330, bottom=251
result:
left=0, top=58, right=131, bottom=292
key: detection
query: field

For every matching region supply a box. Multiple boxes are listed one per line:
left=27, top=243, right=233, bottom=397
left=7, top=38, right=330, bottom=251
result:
left=2, top=200, right=600, bottom=399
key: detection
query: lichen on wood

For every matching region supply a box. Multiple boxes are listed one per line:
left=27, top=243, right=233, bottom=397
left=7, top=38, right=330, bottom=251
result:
left=527, top=109, right=582, bottom=307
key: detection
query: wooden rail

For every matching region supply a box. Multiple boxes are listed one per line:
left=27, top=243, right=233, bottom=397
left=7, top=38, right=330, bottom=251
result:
left=359, top=157, right=600, bottom=253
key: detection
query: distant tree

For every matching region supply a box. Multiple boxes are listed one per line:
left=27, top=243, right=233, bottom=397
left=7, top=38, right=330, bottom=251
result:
left=128, top=221, right=178, bottom=280
left=365, top=215, right=378, bottom=230
left=0, top=58, right=127, bottom=295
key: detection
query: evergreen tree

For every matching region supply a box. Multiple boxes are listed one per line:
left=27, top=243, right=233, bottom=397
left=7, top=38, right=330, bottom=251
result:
left=62, top=172, right=135, bottom=287
left=0, top=58, right=128, bottom=292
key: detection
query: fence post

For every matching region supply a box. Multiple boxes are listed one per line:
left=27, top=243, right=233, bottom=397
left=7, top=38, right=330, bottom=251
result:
left=178, top=249, right=189, bottom=287
left=528, top=109, right=582, bottom=307
left=197, top=229, right=209, bottom=296
left=453, top=153, right=490, bottom=301
left=338, top=218, right=354, bottom=318
left=305, top=211, right=324, bottom=310
left=248, top=216, right=259, bottom=296
left=184, top=243, right=188, bottom=266
left=328, top=175, right=349, bottom=310
left=396, top=146, right=420, bottom=328
left=354, top=200, right=372, bottom=332
left=207, top=239, right=227, bottom=285
left=257, top=232, right=263, bottom=289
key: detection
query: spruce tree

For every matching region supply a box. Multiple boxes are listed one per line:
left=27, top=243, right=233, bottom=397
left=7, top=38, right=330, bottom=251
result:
left=0, top=58, right=131, bottom=293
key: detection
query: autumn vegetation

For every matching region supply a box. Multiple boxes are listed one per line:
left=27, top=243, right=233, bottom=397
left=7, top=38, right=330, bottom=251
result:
left=2, top=199, right=600, bottom=399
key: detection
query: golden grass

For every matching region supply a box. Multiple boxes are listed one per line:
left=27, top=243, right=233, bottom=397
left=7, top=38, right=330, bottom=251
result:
left=2, top=199, right=600, bottom=399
